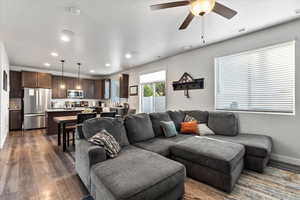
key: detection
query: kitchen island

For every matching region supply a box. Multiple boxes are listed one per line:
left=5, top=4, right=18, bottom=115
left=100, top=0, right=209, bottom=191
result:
left=46, top=108, right=86, bottom=135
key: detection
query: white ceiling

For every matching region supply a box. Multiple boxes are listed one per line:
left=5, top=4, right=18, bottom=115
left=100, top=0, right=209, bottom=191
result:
left=1, top=0, right=300, bottom=75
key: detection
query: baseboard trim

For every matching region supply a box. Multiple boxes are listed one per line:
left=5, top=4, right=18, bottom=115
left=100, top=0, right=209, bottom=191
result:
left=271, top=153, right=300, bottom=166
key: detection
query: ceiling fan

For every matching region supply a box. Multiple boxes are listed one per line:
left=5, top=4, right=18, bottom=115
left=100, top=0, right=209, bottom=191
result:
left=150, top=0, right=237, bottom=30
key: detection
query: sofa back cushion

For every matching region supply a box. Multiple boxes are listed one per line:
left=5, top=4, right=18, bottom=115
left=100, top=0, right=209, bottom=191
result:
left=167, top=110, right=186, bottom=131
left=149, top=112, right=172, bottom=136
left=83, top=117, right=129, bottom=147
left=208, top=112, right=239, bottom=136
left=125, top=113, right=155, bottom=143
left=184, top=110, right=209, bottom=124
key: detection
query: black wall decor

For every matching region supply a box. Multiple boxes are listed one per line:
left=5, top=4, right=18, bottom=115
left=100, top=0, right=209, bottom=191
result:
left=172, top=73, right=204, bottom=98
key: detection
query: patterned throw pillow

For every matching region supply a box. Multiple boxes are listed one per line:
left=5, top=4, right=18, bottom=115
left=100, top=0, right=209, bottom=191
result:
left=88, top=130, right=121, bottom=158
left=160, top=121, right=178, bottom=138
left=184, top=114, right=197, bottom=122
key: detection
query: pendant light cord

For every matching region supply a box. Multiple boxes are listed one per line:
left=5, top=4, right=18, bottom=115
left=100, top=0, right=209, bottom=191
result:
left=77, top=63, right=81, bottom=88
left=61, top=60, right=65, bottom=86
left=201, top=17, right=205, bottom=44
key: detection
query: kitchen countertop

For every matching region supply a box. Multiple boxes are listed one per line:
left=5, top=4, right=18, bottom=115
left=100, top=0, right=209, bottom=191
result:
left=46, top=108, right=89, bottom=112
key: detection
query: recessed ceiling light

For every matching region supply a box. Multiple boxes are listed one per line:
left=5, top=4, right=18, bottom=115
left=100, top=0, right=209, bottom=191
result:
left=51, top=52, right=58, bottom=57
left=65, top=6, right=81, bottom=16
left=90, top=70, right=95, bottom=73
left=182, top=45, right=193, bottom=50
left=44, top=63, right=51, bottom=67
left=125, top=53, right=132, bottom=59
left=105, top=63, right=111, bottom=67
left=60, top=30, right=74, bottom=42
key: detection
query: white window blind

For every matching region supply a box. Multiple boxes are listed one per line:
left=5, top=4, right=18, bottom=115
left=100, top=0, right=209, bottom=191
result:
left=215, top=41, right=295, bottom=114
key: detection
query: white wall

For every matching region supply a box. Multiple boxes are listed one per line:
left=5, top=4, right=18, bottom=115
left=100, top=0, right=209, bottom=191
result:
left=110, top=19, right=300, bottom=166
left=0, top=42, right=10, bottom=148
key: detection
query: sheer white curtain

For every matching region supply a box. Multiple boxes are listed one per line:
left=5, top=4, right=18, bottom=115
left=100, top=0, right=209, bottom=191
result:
left=215, top=41, right=295, bottom=114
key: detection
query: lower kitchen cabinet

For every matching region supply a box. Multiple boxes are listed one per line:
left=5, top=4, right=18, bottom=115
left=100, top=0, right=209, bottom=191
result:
left=9, top=110, right=22, bottom=130
left=46, top=111, right=81, bottom=135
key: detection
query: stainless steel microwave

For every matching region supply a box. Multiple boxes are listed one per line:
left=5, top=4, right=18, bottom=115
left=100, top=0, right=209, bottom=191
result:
left=67, top=90, right=84, bottom=99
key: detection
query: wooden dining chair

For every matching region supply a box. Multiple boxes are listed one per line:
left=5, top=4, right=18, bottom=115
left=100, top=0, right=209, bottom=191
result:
left=66, top=112, right=97, bottom=147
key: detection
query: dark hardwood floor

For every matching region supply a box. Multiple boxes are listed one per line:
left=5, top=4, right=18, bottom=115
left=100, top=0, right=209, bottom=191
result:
left=0, top=129, right=89, bottom=200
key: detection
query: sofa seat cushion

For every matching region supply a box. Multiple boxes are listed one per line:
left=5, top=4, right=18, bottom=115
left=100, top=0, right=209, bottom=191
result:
left=134, top=134, right=195, bottom=156
left=171, top=137, right=245, bottom=174
left=91, top=145, right=185, bottom=200
left=125, top=113, right=155, bottom=143
left=149, top=112, right=172, bottom=137
left=134, top=138, right=175, bottom=156
left=206, top=134, right=272, bottom=158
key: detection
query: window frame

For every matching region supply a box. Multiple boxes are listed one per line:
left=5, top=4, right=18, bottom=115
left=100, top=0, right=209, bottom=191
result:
left=214, top=41, right=296, bottom=116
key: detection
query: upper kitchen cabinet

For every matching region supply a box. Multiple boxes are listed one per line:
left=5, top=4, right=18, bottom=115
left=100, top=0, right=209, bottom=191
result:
left=10, top=71, right=22, bottom=98
left=82, top=79, right=95, bottom=99
left=119, top=74, right=129, bottom=98
left=94, top=80, right=103, bottom=99
left=22, top=71, right=38, bottom=88
left=22, top=71, right=52, bottom=88
left=52, top=75, right=66, bottom=99
left=37, top=73, right=52, bottom=88
left=64, top=77, right=75, bottom=90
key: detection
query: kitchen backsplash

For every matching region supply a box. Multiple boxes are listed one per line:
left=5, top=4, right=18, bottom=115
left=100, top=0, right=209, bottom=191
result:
left=51, top=99, right=101, bottom=109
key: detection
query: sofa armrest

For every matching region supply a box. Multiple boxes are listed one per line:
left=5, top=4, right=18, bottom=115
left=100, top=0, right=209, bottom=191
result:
left=75, top=138, right=107, bottom=191
left=88, top=144, right=107, bottom=166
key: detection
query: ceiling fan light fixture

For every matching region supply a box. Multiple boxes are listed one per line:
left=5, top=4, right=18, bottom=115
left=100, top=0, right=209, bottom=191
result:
left=190, top=0, right=215, bottom=16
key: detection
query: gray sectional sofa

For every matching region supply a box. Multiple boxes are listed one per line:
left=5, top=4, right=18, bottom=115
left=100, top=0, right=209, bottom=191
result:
left=75, top=110, right=273, bottom=200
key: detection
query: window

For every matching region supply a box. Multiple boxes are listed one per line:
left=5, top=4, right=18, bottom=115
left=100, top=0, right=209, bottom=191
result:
left=215, top=41, right=295, bottom=114
left=140, top=71, right=166, bottom=113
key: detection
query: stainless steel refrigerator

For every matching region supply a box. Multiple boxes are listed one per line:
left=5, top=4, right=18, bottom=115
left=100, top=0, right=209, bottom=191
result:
left=23, top=88, right=51, bottom=130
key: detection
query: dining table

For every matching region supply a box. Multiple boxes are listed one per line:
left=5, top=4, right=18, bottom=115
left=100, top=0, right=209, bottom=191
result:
left=53, top=115, right=78, bottom=152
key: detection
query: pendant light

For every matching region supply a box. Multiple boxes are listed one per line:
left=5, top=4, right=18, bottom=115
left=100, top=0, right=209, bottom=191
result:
left=76, top=62, right=82, bottom=90
left=60, top=60, right=66, bottom=89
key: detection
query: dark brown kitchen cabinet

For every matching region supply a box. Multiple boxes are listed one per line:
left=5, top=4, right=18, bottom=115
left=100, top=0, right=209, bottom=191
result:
left=22, top=71, right=52, bottom=88
left=64, top=77, right=75, bottom=90
left=82, top=79, right=95, bottom=99
left=9, top=110, right=22, bottom=130
left=9, top=71, right=22, bottom=98
left=119, top=74, right=129, bottom=98
left=52, top=76, right=66, bottom=99
left=94, top=80, right=103, bottom=99
left=37, top=73, right=52, bottom=88
left=22, top=71, right=38, bottom=88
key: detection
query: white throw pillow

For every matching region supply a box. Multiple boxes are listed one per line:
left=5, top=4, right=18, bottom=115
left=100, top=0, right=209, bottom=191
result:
left=198, top=124, right=215, bottom=136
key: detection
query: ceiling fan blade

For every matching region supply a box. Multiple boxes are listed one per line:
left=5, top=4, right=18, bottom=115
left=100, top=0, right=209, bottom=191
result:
left=150, top=1, right=190, bottom=10
left=179, top=12, right=194, bottom=30
left=213, top=2, right=237, bottom=19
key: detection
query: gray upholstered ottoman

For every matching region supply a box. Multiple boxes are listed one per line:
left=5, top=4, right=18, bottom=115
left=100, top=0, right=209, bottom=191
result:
left=170, top=137, right=245, bottom=192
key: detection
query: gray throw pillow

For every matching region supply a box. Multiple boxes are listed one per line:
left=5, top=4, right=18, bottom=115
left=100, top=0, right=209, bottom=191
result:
left=150, top=112, right=172, bottom=136
left=88, top=130, right=121, bottom=158
left=83, top=117, right=129, bottom=147
left=160, top=121, right=178, bottom=138
left=125, top=113, right=155, bottom=143
left=167, top=110, right=186, bottom=131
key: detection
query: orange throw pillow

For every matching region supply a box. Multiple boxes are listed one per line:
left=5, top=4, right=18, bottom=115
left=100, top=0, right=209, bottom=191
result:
left=180, top=121, right=199, bottom=134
